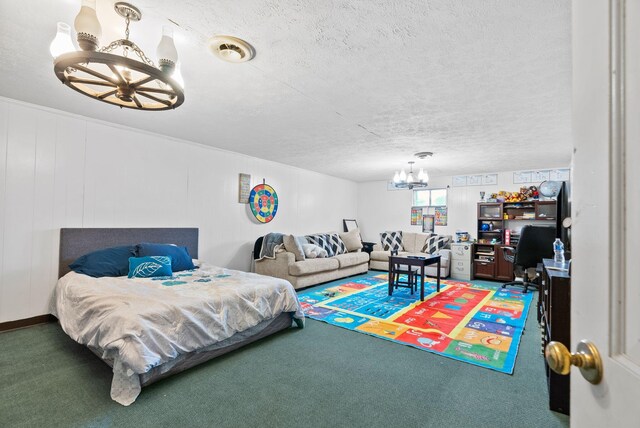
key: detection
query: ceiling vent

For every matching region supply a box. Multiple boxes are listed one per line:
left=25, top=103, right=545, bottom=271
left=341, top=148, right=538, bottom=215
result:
left=208, top=35, right=254, bottom=63
left=414, top=151, right=434, bottom=159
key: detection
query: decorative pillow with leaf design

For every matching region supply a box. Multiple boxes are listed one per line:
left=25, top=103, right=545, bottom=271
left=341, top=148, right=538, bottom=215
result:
left=128, top=256, right=173, bottom=278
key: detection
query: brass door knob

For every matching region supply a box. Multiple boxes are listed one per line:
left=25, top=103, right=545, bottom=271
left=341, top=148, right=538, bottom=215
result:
left=545, top=340, right=603, bottom=384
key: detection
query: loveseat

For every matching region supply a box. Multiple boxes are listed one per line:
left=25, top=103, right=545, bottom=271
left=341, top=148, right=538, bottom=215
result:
left=369, top=231, right=452, bottom=278
left=254, top=230, right=369, bottom=289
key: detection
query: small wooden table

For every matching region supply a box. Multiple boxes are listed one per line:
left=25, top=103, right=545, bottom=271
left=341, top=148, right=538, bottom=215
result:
left=388, top=254, right=442, bottom=301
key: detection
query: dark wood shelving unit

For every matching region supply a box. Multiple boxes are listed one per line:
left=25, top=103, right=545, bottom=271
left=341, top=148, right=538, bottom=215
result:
left=473, top=243, right=496, bottom=279
left=474, top=201, right=556, bottom=281
left=473, top=243, right=513, bottom=281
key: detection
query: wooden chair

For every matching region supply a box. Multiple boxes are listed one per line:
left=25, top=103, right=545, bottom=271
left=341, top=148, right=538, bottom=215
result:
left=389, top=249, right=420, bottom=294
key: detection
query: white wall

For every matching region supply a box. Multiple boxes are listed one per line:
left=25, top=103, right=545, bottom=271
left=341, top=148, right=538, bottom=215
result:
left=357, top=170, right=567, bottom=243
left=0, top=98, right=358, bottom=323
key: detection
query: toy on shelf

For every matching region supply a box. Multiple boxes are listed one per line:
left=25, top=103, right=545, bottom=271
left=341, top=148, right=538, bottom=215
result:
left=494, top=186, right=540, bottom=202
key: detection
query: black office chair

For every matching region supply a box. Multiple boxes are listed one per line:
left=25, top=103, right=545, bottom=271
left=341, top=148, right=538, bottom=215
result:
left=502, top=225, right=556, bottom=293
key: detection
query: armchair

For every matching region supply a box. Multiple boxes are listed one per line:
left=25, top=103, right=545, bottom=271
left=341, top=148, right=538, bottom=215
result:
left=501, top=225, right=556, bottom=293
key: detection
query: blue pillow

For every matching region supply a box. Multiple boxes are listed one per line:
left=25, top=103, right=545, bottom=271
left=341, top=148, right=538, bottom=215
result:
left=136, top=243, right=195, bottom=272
left=128, top=256, right=173, bottom=278
left=69, top=246, right=137, bottom=278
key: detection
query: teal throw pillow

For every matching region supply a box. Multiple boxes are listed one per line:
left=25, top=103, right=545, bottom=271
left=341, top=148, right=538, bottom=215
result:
left=128, top=256, right=173, bottom=278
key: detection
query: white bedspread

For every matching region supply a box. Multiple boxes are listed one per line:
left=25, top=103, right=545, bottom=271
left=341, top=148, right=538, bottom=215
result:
left=52, top=263, right=304, bottom=405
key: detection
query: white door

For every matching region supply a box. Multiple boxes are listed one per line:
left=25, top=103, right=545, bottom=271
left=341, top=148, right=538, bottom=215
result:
left=570, top=0, right=640, bottom=426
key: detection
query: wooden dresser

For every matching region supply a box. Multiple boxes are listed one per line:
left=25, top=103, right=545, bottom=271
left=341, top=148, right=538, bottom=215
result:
left=540, top=258, right=571, bottom=415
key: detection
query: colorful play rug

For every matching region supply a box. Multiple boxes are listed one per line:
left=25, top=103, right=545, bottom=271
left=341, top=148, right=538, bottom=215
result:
left=297, top=273, right=533, bottom=374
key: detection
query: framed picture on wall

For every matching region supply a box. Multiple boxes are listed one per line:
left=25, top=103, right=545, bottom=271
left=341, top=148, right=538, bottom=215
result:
left=411, top=207, right=423, bottom=225
left=532, top=170, right=550, bottom=182
left=343, top=219, right=358, bottom=232
left=422, top=215, right=435, bottom=233
left=453, top=175, right=467, bottom=187
left=549, top=168, right=570, bottom=181
left=482, top=174, right=498, bottom=185
left=513, top=171, right=532, bottom=184
left=467, top=175, right=483, bottom=186
left=434, top=207, right=448, bottom=226
left=238, top=173, right=251, bottom=203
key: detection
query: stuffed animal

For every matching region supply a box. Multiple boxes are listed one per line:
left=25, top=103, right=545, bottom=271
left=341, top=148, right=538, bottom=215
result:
left=496, top=187, right=540, bottom=202
left=529, top=186, right=540, bottom=199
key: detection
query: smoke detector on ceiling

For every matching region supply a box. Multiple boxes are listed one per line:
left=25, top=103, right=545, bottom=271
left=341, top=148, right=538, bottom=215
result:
left=208, top=35, right=255, bottom=63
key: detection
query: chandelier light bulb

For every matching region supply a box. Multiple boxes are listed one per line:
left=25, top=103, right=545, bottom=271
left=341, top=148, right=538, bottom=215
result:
left=172, top=63, right=185, bottom=89
left=157, top=26, right=179, bottom=73
left=115, top=65, right=132, bottom=82
left=50, top=22, right=75, bottom=58
left=390, top=157, right=433, bottom=189
left=74, top=0, right=102, bottom=51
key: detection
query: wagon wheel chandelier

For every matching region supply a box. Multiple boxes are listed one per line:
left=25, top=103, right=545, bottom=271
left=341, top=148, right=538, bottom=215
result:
left=50, top=1, right=184, bottom=111
left=392, top=152, right=433, bottom=190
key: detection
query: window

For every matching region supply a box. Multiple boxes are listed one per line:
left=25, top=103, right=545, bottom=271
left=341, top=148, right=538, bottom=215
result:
left=413, top=188, right=447, bottom=207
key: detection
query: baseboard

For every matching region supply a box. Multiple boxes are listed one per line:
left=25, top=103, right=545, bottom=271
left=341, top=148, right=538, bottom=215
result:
left=0, top=314, right=57, bottom=332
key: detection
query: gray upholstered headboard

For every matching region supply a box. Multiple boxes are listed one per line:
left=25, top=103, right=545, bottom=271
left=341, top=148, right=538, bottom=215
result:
left=59, top=228, right=199, bottom=278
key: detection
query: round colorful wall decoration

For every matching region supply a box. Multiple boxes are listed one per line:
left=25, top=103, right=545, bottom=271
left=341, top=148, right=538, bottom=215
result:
left=249, top=183, right=278, bottom=223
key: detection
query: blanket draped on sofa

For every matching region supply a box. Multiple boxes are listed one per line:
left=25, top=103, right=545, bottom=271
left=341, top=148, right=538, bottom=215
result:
left=258, top=233, right=284, bottom=260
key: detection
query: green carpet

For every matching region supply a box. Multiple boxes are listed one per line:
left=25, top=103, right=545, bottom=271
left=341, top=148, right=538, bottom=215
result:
left=0, top=274, right=569, bottom=428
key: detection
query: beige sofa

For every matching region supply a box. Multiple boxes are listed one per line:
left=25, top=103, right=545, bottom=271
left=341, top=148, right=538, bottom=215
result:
left=255, top=237, right=369, bottom=290
left=369, top=231, right=452, bottom=278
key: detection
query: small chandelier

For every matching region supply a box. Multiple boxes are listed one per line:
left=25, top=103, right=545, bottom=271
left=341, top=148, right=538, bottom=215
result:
left=50, top=1, right=184, bottom=111
left=392, top=152, right=433, bottom=189
left=392, top=161, right=429, bottom=189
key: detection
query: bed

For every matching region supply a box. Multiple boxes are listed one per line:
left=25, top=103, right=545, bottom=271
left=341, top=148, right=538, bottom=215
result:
left=52, top=228, right=304, bottom=406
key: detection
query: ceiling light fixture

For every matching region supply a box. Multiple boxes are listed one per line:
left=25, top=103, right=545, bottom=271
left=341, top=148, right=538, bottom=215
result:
left=50, top=0, right=184, bottom=111
left=392, top=152, right=433, bottom=190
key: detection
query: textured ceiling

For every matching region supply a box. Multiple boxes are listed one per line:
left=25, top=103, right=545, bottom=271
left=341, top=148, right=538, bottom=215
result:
left=0, top=0, right=571, bottom=182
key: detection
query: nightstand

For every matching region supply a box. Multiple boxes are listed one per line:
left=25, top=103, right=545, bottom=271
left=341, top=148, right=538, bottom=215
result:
left=362, top=241, right=375, bottom=255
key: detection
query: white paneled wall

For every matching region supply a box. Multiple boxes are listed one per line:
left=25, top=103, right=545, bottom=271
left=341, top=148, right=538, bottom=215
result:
left=357, top=170, right=568, bottom=243
left=0, top=98, right=357, bottom=323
